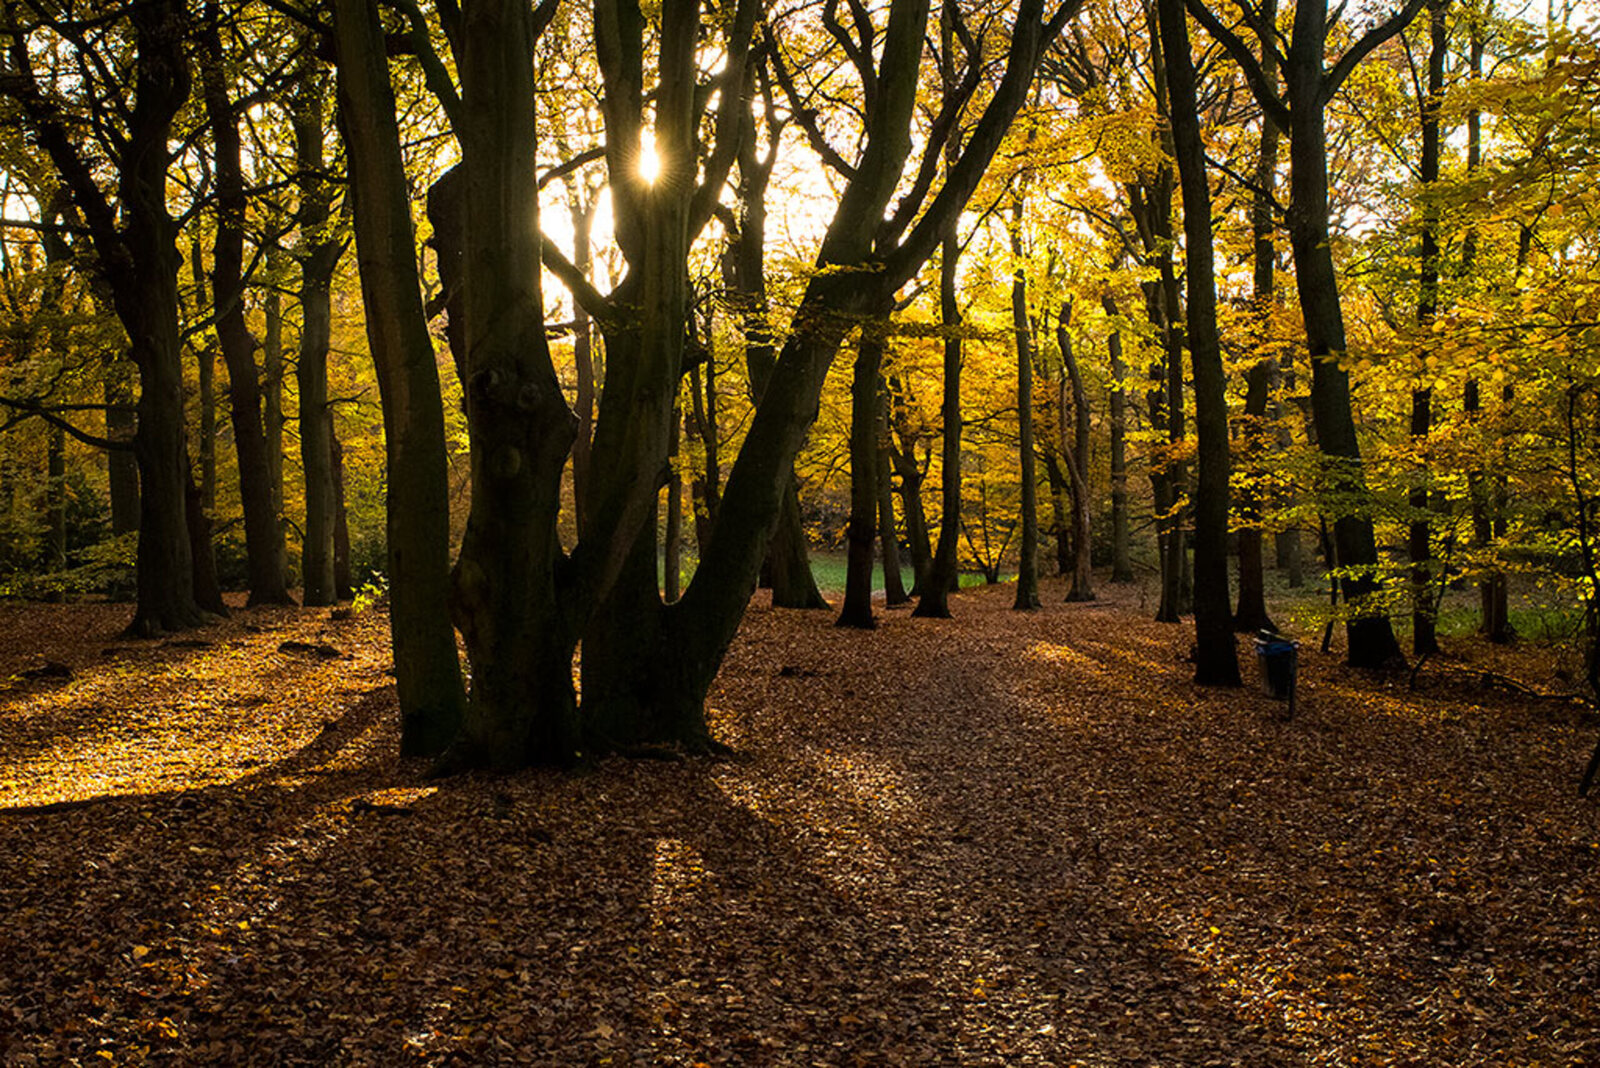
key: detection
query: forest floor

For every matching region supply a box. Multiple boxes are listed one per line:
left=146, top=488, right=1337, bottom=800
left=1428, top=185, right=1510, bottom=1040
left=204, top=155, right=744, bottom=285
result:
left=1, top=579, right=1598, bottom=1066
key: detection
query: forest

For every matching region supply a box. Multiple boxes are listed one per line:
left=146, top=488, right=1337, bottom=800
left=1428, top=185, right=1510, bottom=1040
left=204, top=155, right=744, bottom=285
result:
left=2, top=0, right=1600, bottom=1062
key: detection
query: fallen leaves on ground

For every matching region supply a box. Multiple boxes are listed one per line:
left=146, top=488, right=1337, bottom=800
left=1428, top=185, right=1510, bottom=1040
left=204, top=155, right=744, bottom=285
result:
left=1, top=581, right=1597, bottom=1066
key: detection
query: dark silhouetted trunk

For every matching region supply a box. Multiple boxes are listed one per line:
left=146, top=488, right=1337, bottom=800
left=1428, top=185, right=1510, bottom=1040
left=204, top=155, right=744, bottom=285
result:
left=263, top=266, right=288, bottom=589
left=915, top=228, right=963, bottom=618
left=727, top=77, right=825, bottom=610
left=45, top=425, right=65, bottom=596
left=331, top=433, right=353, bottom=600
left=1234, top=0, right=1280, bottom=633
left=687, top=351, right=720, bottom=553
left=201, top=6, right=292, bottom=605
left=1189, top=0, right=1420, bottom=666
left=840, top=319, right=890, bottom=627
left=293, top=59, right=342, bottom=607
left=105, top=359, right=139, bottom=536
left=1159, top=0, right=1239, bottom=684
left=888, top=375, right=935, bottom=591
left=1013, top=266, right=1040, bottom=610
left=1409, top=0, right=1448, bottom=658
left=877, top=383, right=910, bottom=606
left=665, top=407, right=683, bottom=603
left=334, top=0, right=464, bottom=754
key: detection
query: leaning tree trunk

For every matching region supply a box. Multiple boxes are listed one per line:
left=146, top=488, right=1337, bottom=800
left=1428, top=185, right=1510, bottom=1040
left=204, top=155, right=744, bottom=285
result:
left=1159, top=0, right=1240, bottom=684
left=333, top=0, right=464, bottom=755
left=582, top=0, right=1067, bottom=739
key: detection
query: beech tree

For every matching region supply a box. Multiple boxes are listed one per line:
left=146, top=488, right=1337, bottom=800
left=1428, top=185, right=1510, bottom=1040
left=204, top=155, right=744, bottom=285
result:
left=2, top=0, right=212, bottom=635
left=1156, top=0, right=1240, bottom=685
left=1187, top=0, right=1424, bottom=667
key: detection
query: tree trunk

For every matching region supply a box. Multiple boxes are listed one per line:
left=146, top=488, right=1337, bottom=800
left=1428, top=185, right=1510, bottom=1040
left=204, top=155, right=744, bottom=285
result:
left=105, top=358, right=139, bottom=537
left=1284, top=17, right=1403, bottom=667
left=444, top=0, right=599, bottom=768
left=1459, top=16, right=1506, bottom=641
left=569, top=190, right=598, bottom=533
left=840, top=320, right=891, bottom=627
left=580, top=0, right=1063, bottom=739
left=200, top=5, right=292, bottom=605
left=331, top=433, right=353, bottom=600
left=1013, top=267, right=1041, bottom=610
left=887, top=375, right=935, bottom=592
left=687, top=354, right=720, bottom=553
left=725, top=74, right=826, bottom=611
left=45, top=424, right=65, bottom=598
left=1159, top=0, right=1240, bottom=684
left=333, top=0, right=464, bottom=755
left=1103, top=294, right=1133, bottom=583
left=122, top=5, right=208, bottom=635
left=197, top=336, right=217, bottom=515
left=876, top=383, right=909, bottom=606
left=1409, top=0, right=1448, bottom=658
left=1234, top=0, right=1281, bottom=633
left=1057, top=300, right=1095, bottom=602
left=262, top=261, right=288, bottom=589
left=294, top=61, right=342, bottom=607
left=915, top=227, right=964, bottom=618
left=665, top=406, right=683, bottom=603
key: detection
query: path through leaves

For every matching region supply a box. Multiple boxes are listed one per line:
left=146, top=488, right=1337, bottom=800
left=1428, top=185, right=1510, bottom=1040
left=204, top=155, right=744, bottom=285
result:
left=1, top=582, right=1597, bottom=1065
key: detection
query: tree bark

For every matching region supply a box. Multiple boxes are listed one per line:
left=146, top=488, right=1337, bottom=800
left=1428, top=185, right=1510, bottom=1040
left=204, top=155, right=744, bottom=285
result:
left=262, top=260, right=288, bottom=590
left=687, top=351, right=720, bottom=553
left=201, top=5, right=292, bottom=605
left=331, top=433, right=353, bottom=600
left=333, top=0, right=464, bottom=755
left=582, top=0, right=1069, bottom=737
left=1189, top=0, right=1420, bottom=665
left=1409, top=0, right=1448, bottom=658
left=1234, top=0, right=1281, bottom=633
left=887, top=374, right=935, bottom=592
left=915, top=227, right=964, bottom=618
left=45, top=424, right=65, bottom=595
left=1103, top=295, right=1133, bottom=583
left=876, top=382, right=910, bottom=606
left=1158, top=0, right=1240, bottom=684
left=105, top=358, right=139, bottom=537
left=665, top=405, right=683, bottom=603
left=1284, top=25, right=1403, bottom=667
left=1056, top=300, right=1095, bottom=602
left=293, top=59, right=342, bottom=607
left=840, top=319, right=891, bottom=627
left=1013, top=267, right=1041, bottom=610
left=443, top=0, right=590, bottom=767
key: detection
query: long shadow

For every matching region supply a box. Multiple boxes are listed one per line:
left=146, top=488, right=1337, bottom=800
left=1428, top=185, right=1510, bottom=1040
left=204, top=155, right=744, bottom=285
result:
left=5, top=589, right=1597, bottom=1064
